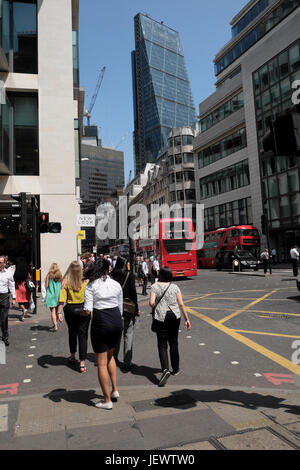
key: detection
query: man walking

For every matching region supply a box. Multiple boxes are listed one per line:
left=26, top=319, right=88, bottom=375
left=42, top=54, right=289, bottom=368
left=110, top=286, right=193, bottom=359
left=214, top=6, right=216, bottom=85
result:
left=260, top=248, right=270, bottom=275
left=0, top=256, right=16, bottom=346
left=142, top=257, right=148, bottom=296
left=290, top=246, right=299, bottom=277
left=151, top=257, right=160, bottom=284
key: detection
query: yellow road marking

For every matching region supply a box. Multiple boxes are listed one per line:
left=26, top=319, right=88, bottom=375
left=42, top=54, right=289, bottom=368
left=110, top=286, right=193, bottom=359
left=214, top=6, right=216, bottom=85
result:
left=233, top=329, right=300, bottom=339
left=185, top=306, right=300, bottom=317
left=218, top=289, right=279, bottom=325
left=184, top=290, right=269, bottom=304
left=186, top=306, right=300, bottom=376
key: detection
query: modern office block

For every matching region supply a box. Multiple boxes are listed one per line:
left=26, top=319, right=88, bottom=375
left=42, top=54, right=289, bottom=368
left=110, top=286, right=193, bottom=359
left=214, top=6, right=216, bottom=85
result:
left=132, top=13, right=196, bottom=175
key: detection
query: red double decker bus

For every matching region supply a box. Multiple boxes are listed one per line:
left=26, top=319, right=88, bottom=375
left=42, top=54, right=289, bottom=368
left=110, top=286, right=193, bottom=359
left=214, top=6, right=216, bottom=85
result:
left=197, top=225, right=260, bottom=268
left=136, top=218, right=197, bottom=278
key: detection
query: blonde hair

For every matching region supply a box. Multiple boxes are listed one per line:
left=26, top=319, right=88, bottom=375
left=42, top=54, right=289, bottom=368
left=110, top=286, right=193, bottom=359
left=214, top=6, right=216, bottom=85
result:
left=61, top=261, right=83, bottom=292
left=47, top=263, right=62, bottom=282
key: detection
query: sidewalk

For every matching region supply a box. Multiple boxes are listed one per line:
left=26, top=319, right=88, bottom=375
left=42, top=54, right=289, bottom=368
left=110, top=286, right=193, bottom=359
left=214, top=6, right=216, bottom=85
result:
left=1, top=383, right=300, bottom=450
left=2, top=298, right=300, bottom=450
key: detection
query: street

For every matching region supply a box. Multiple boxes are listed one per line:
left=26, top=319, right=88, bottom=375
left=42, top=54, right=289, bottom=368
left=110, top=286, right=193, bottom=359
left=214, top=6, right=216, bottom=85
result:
left=1, top=266, right=300, bottom=451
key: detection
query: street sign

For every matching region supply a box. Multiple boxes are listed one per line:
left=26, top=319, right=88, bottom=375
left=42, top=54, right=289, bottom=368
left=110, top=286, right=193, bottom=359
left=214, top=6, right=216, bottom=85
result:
left=76, top=214, right=95, bottom=227
left=77, top=230, right=86, bottom=240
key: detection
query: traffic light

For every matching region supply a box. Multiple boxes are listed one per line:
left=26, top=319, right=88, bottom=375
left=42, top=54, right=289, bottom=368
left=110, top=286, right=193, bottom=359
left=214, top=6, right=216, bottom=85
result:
left=39, top=212, right=62, bottom=233
left=11, top=193, right=27, bottom=234
left=261, top=214, right=268, bottom=235
left=39, top=212, right=49, bottom=233
left=262, top=110, right=300, bottom=156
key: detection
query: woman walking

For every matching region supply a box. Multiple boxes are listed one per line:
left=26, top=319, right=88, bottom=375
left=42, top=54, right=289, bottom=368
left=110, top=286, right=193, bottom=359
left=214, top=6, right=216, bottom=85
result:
left=111, top=257, right=140, bottom=371
left=44, top=263, right=62, bottom=332
left=57, top=261, right=89, bottom=373
left=82, top=259, right=123, bottom=410
left=149, top=266, right=191, bottom=387
left=14, top=261, right=32, bottom=322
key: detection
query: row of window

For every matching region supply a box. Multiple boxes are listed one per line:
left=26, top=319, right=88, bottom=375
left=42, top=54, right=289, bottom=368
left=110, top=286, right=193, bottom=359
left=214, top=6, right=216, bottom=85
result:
left=168, top=134, right=194, bottom=147
left=168, top=153, right=194, bottom=166
left=199, top=91, right=244, bottom=133
left=170, top=189, right=196, bottom=202
left=265, top=193, right=300, bottom=229
left=215, top=0, right=299, bottom=75
left=169, top=171, right=195, bottom=183
left=198, top=127, right=247, bottom=169
left=200, top=160, right=250, bottom=200
left=231, top=0, right=276, bottom=38
left=204, top=197, right=252, bottom=232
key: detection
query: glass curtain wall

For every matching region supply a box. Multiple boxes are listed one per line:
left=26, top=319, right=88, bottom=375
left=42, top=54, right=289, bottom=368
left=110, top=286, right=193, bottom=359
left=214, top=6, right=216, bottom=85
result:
left=254, top=38, right=300, bottom=229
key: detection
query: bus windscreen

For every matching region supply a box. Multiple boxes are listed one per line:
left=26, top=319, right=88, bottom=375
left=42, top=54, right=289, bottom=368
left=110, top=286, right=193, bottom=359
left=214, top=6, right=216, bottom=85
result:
left=162, top=238, right=194, bottom=254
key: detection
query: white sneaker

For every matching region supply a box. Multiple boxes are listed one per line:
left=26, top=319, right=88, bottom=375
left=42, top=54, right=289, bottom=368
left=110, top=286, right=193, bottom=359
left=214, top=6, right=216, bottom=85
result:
left=111, top=391, right=120, bottom=400
left=95, top=400, right=113, bottom=410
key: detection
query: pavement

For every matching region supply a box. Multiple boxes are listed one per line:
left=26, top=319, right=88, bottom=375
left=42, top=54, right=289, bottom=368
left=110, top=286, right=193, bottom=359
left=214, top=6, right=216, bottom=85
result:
left=1, top=272, right=300, bottom=452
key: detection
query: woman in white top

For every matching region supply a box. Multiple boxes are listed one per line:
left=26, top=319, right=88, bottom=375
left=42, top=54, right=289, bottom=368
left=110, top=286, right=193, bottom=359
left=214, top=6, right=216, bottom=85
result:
left=149, top=266, right=191, bottom=387
left=83, top=259, right=123, bottom=410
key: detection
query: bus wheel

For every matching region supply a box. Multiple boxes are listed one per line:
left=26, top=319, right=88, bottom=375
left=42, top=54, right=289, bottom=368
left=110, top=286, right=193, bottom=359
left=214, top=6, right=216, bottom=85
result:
left=216, top=263, right=222, bottom=271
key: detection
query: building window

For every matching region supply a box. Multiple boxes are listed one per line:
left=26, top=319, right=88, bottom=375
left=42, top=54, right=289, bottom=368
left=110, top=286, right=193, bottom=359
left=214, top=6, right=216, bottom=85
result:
left=3, top=92, right=39, bottom=175
left=204, top=197, right=252, bottom=231
left=199, top=159, right=250, bottom=200
left=199, top=91, right=244, bottom=133
left=2, top=0, right=37, bottom=74
left=198, top=127, right=247, bottom=168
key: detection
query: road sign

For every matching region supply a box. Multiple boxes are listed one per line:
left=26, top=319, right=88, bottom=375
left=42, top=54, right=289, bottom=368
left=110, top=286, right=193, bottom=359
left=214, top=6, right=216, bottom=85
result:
left=77, top=230, right=86, bottom=240
left=77, top=214, right=95, bottom=227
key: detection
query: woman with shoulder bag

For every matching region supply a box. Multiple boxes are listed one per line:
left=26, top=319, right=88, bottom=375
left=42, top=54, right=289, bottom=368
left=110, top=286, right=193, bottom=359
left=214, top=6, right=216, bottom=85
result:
left=44, top=263, right=63, bottom=332
left=112, top=257, right=140, bottom=372
left=149, top=266, right=191, bottom=387
left=57, top=261, right=89, bottom=374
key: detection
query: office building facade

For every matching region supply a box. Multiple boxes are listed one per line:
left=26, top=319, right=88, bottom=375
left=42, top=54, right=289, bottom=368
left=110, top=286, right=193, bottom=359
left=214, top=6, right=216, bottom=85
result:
left=0, top=0, right=82, bottom=274
left=194, top=0, right=300, bottom=261
left=132, top=13, right=196, bottom=175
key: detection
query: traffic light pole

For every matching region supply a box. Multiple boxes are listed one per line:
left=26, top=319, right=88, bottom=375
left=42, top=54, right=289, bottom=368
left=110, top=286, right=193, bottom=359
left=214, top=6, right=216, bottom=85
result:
left=265, top=216, right=272, bottom=275
left=31, top=196, right=38, bottom=314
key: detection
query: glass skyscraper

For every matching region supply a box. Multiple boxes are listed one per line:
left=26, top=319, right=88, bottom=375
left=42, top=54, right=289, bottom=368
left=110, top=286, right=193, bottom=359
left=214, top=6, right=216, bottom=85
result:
left=132, top=13, right=196, bottom=175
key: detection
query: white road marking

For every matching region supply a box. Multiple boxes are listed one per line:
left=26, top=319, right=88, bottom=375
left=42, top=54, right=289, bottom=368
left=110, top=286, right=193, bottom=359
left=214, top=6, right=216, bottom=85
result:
left=186, top=336, right=192, bottom=339
left=231, top=361, right=239, bottom=365
left=254, top=373, right=262, bottom=377
left=31, top=338, right=37, bottom=341
left=26, top=365, right=33, bottom=369
left=0, top=404, right=8, bottom=432
left=28, top=354, right=34, bottom=357
left=29, top=346, right=36, bottom=349
left=213, top=351, right=221, bottom=354
left=199, top=343, right=206, bottom=346
left=23, top=379, right=31, bottom=383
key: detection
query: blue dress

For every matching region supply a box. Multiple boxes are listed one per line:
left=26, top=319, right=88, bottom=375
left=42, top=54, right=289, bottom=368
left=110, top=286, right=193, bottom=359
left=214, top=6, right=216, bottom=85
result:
left=45, top=278, right=61, bottom=308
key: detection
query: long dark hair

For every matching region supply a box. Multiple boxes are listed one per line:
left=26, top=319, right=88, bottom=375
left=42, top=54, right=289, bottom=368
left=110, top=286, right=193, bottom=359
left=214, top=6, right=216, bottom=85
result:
left=14, top=261, right=30, bottom=283
left=85, top=258, right=110, bottom=283
left=111, top=257, right=127, bottom=284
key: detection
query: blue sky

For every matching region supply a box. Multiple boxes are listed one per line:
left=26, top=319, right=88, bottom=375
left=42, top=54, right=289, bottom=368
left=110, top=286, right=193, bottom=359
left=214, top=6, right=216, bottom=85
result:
left=79, top=0, right=244, bottom=184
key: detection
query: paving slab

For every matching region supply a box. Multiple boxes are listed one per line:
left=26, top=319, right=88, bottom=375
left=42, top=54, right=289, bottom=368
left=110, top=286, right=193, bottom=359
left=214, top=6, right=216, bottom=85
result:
left=218, top=428, right=295, bottom=450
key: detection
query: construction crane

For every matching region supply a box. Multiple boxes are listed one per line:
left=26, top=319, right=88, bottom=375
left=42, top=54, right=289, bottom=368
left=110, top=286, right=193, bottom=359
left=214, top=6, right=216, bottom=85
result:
left=84, top=66, right=106, bottom=126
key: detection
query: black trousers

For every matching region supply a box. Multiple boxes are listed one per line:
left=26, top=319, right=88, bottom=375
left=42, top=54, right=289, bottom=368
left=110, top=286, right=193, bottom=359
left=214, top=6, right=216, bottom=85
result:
left=64, top=311, right=90, bottom=361
left=154, top=311, right=181, bottom=372
left=292, top=259, right=298, bottom=277
left=142, top=275, right=148, bottom=295
left=0, top=295, right=10, bottom=342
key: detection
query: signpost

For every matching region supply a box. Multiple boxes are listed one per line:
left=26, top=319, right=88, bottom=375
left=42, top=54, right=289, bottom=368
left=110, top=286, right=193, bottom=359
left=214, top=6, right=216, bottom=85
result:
left=76, top=214, right=95, bottom=227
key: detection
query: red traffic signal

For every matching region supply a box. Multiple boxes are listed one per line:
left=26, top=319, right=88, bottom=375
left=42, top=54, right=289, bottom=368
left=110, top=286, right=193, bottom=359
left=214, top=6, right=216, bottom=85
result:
left=39, top=212, right=49, bottom=233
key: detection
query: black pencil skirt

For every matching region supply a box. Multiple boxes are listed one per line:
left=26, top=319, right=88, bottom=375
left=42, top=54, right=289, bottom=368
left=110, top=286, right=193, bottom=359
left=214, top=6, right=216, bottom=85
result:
left=91, top=306, right=123, bottom=354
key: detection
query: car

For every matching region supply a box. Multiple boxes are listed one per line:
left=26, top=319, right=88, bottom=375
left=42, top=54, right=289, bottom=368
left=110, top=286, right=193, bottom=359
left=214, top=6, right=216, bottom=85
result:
left=216, top=249, right=260, bottom=271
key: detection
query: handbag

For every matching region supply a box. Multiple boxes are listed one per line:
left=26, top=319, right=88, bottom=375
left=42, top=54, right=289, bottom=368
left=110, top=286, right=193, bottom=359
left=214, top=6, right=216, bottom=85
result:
left=122, top=272, right=136, bottom=315
left=25, top=279, right=35, bottom=293
left=151, top=283, right=172, bottom=332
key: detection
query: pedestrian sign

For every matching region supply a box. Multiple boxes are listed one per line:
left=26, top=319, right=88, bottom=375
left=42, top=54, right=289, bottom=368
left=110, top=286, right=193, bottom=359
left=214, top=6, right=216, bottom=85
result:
left=77, top=230, right=86, bottom=240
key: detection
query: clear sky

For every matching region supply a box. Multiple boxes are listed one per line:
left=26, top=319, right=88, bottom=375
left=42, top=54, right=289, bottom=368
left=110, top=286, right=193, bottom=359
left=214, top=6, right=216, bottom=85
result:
left=79, top=0, right=244, bottom=185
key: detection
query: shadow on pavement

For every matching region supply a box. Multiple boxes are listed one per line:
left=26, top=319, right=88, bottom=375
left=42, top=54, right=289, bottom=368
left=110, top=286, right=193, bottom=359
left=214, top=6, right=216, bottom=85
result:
left=38, top=354, right=77, bottom=370
left=287, top=296, right=300, bottom=302
left=130, top=364, right=161, bottom=385
left=44, top=388, right=99, bottom=407
left=154, top=388, right=300, bottom=416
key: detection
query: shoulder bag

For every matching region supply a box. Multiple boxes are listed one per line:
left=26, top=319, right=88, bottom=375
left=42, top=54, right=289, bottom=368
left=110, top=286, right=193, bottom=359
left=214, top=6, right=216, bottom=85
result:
left=25, top=279, right=35, bottom=293
left=122, top=272, right=136, bottom=315
left=151, top=283, right=172, bottom=332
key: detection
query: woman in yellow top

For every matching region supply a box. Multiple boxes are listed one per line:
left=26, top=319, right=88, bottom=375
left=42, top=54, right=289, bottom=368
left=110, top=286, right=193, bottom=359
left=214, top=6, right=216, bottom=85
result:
left=57, top=261, right=89, bottom=373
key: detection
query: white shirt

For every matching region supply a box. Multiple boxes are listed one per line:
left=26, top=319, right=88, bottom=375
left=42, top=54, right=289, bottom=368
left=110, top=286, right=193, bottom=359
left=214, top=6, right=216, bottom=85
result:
left=142, top=261, right=148, bottom=276
left=0, top=269, right=16, bottom=298
left=153, top=260, right=160, bottom=271
left=290, top=248, right=299, bottom=259
left=84, top=276, right=123, bottom=313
